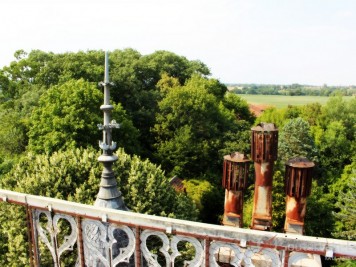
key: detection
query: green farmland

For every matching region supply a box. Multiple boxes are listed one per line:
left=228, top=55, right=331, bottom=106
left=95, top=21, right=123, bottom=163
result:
left=236, top=94, right=353, bottom=108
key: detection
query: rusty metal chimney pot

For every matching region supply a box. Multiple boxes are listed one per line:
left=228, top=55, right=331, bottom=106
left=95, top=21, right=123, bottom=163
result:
left=223, top=152, right=250, bottom=163
left=285, top=157, right=314, bottom=199
left=222, top=152, right=250, bottom=228
left=286, top=157, right=315, bottom=168
left=250, top=122, right=278, bottom=231
left=251, top=123, right=278, bottom=163
left=284, top=157, right=315, bottom=234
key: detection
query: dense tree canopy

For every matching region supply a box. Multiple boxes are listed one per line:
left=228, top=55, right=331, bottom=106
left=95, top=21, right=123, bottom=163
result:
left=278, top=117, right=317, bottom=164
left=0, top=49, right=354, bottom=267
left=153, top=75, right=252, bottom=178
left=27, top=79, right=140, bottom=154
left=333, top=159, right=356, bottom=241
left=0, top=49, right=255, bottom=233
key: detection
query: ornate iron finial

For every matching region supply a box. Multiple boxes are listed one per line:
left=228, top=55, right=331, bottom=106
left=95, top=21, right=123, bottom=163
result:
left=95, top=51, right=127, bottom=210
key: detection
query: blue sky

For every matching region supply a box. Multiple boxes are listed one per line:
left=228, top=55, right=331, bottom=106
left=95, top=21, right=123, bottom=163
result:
left=1, top=0, right=355, bottom=85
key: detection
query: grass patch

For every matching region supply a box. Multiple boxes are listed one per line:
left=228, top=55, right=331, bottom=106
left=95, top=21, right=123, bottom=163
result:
left=237, top=94, right=353, bottom=108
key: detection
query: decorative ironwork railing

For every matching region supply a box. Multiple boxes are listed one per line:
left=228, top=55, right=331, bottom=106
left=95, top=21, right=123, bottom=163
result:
left=1, top=189, right=355, bottom=267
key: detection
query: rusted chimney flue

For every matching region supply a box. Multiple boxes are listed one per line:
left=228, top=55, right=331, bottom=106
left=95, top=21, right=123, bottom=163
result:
left=284, top=157, right=314, bottom=235
left=251, top=123, right=278, bottom=231
left=222, top=152, right=250, bottom=227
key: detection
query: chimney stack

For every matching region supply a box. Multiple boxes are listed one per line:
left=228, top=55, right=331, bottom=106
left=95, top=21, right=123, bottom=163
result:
left=222, top=152, right=250, bottom=227
left=284, top=157, right=314, bottom=234
left=250, top=123, right=278, bottom=231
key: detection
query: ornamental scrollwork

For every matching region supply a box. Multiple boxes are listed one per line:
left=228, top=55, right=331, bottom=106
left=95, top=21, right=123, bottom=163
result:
left=82, top=219, right=135, bottom=267
left=171, top=235, right=204, bottom=266
left=33, top=210, right=77, bottom=267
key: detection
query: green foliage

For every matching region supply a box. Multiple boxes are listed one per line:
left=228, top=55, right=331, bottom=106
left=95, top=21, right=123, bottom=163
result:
left=300, top=102, right=322, bottom=126
left=304, top=181, right=335, bottom=237
left=0, top=148, right=101, bottom=266
left=271, top=169, right=286, bottom=232
left=242, top=167, right=286, bottom=231
left=317, top=122, right=351, bottom=178
left=242, top=196, right=253, bottom=228
left=0, top=109, right=27, bottom=156
left=0, top=203, right=28, bottom=266
left=331, top=159, right=356, bottom=198
left=27, top=79, right=139, bottom=154
left=184, top=179, right=224, bottom=223
left=156, top=73, right=181, bottom=95
left=334, top=260, right=356, bottom=267
left=1, top=48, right=354, bottom=253
left=1, top=147, right=198, bottom=218
left=0, top=147, right=198, bottom=265
left=116, top=153, right=198, bottom=219
left=318, top=96, right=356, bottom=141
left=109, top=49, right=211, bottom=157
left=278, top=117, right=317, bottom=164
left=256, top=105, right=302, bottom=128
left=235, top=84, right=355, bottom=97
left=0, top=148, right=100, bottom=199
left=255, top=107, right=286, bottom=128
left=333, top=160, right=356, bottom=241
left=0, top=49, right=211, bottom=159
left=153, top=75, right=253, bottom=178
left=28, top=79, right=100, bottom=153
left=222, top=92, right=255, bottom=123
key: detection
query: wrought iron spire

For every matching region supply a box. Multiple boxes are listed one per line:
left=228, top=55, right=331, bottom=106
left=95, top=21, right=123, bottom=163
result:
left=95, top=51, right=127, bottom=210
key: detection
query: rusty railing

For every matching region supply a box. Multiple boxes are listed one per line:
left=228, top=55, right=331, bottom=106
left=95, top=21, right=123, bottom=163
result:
left=0, top=189, right=355, bottom=266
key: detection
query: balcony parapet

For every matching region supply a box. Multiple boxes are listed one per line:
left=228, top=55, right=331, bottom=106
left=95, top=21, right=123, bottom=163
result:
left=1, top=189, right=355, bottom=266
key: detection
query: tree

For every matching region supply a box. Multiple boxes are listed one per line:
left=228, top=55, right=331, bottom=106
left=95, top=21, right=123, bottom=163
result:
left=255, top=107, right=286, bottom=128
left=333, top=160, right=356, bottom=241
left=278, top=118, right=318, bottom=164
left=153, top=75, right=252, bottom=178
left=27, top=79, right=140, bottom=155
left=300, top=102, right=322, bottom=126
left=318, top=95, right=356, bottom=141
left=183, top=179, right=224, bottom=224
left=109, top=50, right=211, bottom=158
left=314, top=121, right=352, bottom=179
left=0, top=49, right=214, bottom=160
left=223, top=92, right=255, bottom=123
left=0, top=109, right=26, bottom=157
left=304, top=182, right=335, bottom=237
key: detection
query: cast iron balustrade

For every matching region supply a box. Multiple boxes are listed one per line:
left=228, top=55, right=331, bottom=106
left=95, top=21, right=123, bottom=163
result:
left=1, top=189, right=355, bottom=267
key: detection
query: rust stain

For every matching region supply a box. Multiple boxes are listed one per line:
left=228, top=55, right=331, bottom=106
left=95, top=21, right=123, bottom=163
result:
left=222, top=152, right=250, bottom=227
left=251, top=123, right=278, bottom=231
left=284, top=157, right=314, bottom=234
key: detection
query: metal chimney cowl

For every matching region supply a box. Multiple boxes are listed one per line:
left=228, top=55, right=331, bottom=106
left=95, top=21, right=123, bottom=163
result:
left=222, top=152, right=250, bottom=227
left=250, top=122, right=278, bottom=231
left=284, top=157, right=315, bottom=234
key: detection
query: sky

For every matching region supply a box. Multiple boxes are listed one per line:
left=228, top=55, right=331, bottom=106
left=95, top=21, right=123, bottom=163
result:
left=1, top=0, right=356, bottom=86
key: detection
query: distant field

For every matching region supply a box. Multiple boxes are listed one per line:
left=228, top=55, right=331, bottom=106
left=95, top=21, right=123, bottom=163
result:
left=237, top=94, right=353, bottom=108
